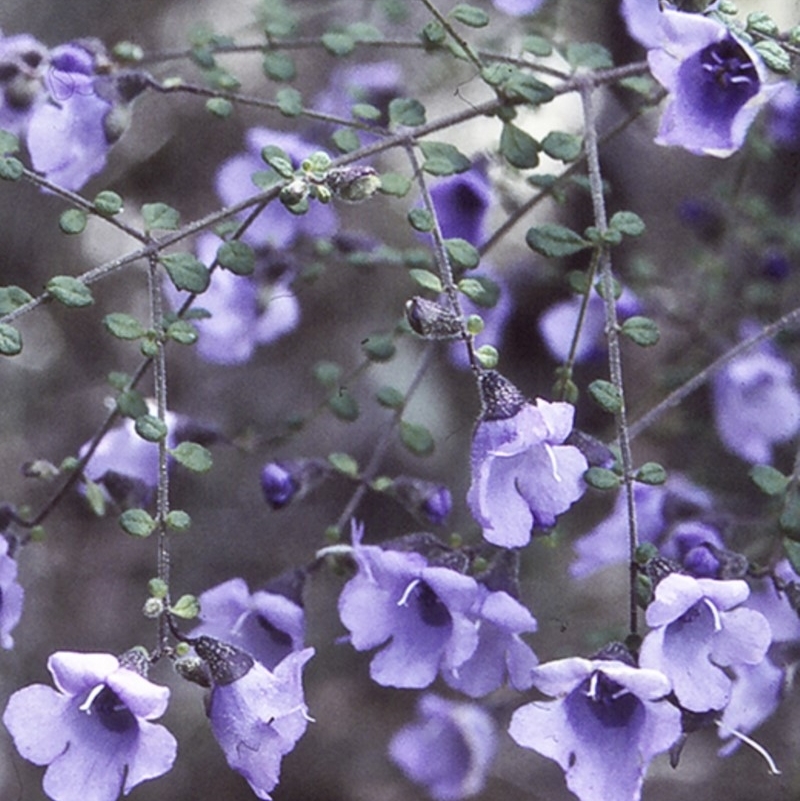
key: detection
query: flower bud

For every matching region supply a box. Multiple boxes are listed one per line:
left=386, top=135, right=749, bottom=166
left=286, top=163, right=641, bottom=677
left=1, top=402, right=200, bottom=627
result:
left=325, top=165, right=380, bottom=203
left=261, top=458, right=330, bottom=509
left=405, top=297, right=462, bottom=339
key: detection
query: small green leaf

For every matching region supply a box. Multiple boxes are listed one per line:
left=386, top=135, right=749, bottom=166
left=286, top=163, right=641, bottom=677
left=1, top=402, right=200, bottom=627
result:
left=458, top=275, right=500, bottom=307
left=500, top=123, right=539, bottom=169
left=418, top=141, right=471, bottom=176
left=746, top=11, right=778, bottom=36
left=149, top=577, right=169, bottom=598
left=170, top=594, right=200, bottom=619
left=750, top=464, right=790, bottom=496
left=352, top=103, right=382, bottom=122
left=389, top=97, right=426, bottom=127
left=142, top=202, right=180, bottom=231
left=400, top=421, right=435, bottom=456
left=112, top=41, right=144, bottom=62
left=277, top=87, right=303, bottom=116
left=328, top=451, right=359, bottom=476
left=522, top=34, right=553, bottom=57
left=93, top=191, right=123, bottom=216
left=0, top=130, right=20, bottom=154
left=104, top=312, right=146, bottom=340
left=475, top=344, right=498, bottom=369
left=609, top=210, right=646, bottom=237
left=166, top=319, right=199, bottom=345
left=635, top=462, right=667, bottom=485
left=328, top=391, right=359, bottom=421
left=621, top=316, right=660, bottom=347
left=262, top=51, right=296, bottom=81
left=161, top=252, right=210, bottom=294
left=376, top=385, right=405, bottom=408
left=378, top=172, right=411, bottom=197
left=362, top=333, right=396, bottom=362
left=119, top=508, right=156, bottom=538
left=565, top=42, right=613, bottom=70
left=260, top=145, right=294, bottom=177
left=0, top=285, right=33, bottom=314
left=754, top=40, right=791, bottom=74
left=588, top=379, right=623, bottom=414
left=332, top=128, right=361, bottom=153
left=584, top=466, right=621, bottom=490
left=217, top=240, right=255, bottom=275
left=170, top=441, right=213, bottom=473
left=526, top=224, right=590, bottom=258
left=541, top=130, right=582, bottom=162
left=59, top=209, right=87, bottom=234
left=0, top=323, right=22, bottom=355
left=314, top=360, right=342, bottom=386
left=46, top=276, right=93, bottom=307
left=322, top=31, right=356, bottom=56
left=481, top=63, right=515, bottom=87
left=84, top=480, right=106, bottom=517
left=116, top=390, right=149, bottom=419
left=0, top=156, right=23, bottom=181
left=421, top=20, right=447, bottom=46
left=500, top=70, right=554, bottom=105
left=135, top=414, right=168, bottom=442
left=445, top=238, right=480, bottom=270
left=409, top=268, right=443, bottom=293
left=347, top=22, right=384, bottom=42
left=166, top=510, right=192, bottom=532
left=206, top=97, right=233, bottom=118
left=451, top=3, right=490, bottom=27
left=408, top=208, right=434, bottom=232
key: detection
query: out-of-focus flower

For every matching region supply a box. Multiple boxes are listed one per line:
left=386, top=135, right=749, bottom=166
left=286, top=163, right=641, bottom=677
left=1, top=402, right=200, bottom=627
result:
left=712, top=341, right=800, bottom=464
left=215, top=128, right=337, bottom=249
left=492, top=0, right=546, bottom=16
left=0, top=535, right=23, bottom=649
left=2, top=650, right=177, bottom=801
left=337, top=523, right=480, bottom=688
left=195, top=636, right=313, bottom=801
left=639, top=573, right=771, bottom=712
left=389, top=476, right=453, bottom=526
left=621, top=0, right=780, bottom=157
left=430, top=163, right=493, bottom=245
left=260, top=458, right=330, bottom=510
left=190, top=577, right=305, bottom=671
left=167, top=233, right=300, bottom=365
left=509, top=653, right=682, bottom=801
left=767, top=82, right=800, bottom=150
left=389, top=694, right=497, bottom=800
left=467, top=371, right=587, bottom=547
left=538, top=287, right=640, bottom=364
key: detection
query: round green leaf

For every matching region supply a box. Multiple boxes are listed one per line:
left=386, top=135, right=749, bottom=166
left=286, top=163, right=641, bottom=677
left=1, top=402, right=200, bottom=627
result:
left=170, top=594, right=200, bottom=619
left=376, top=385, right=405, bottom=408
left=277, top=87, right=303, bottom=117
left=217, top=241, right=255, bottom=275
left=584, top=466, right=621, bottom=490
left=0, top=285, right=33, bottom=314
left=400, top=421, right=435, bottom=456
left=135, top=414, right=168, bottom=442
left=119, top=508, right=156, bottom=538
left=445, top=238, right=480, bottom=270
left=475, top=344, right=498, bottom=369
left=93, top=191, right=123, bottom=216
left=166, top=319, right=199, bottom=345
left=451, top=3, right=490, bottom=26
left=754, top=40, right=791, bottom=74
left=389, top=98, right=426, bottom=127
left=46, top=276, right=93, bottom=307
left=621, top=316, right=660, bottom=347
left=409, top=269, right=443, bottom=293
left=116, top=390, right=149, bottom=419
left=170, top=441, right=213, bottom=473
left=142, top=202, right=180, bottom=231
left=59, top=209, right=87, bottom=234
left=378, top=173, right=411, bottom=197
left=408, top=208, right=434, bottom=232
left=635, top=462, right=667, bottom=485
left=166, top=510, right=192, bottom=532
left=328, top=391, right=359, bottom=421
left=500, top=123, right=540, bottom=169
left=352, top=103, right=382, bottom=122
left=750, top=464, right=790, bottom=496
left=313, top=361, right=342, bottom=386
left=588, top=379, right=623, bottom=414
left=0, top=323, right=22, bottom=356
left=458, top=275, right=500, bottom=307
left=321, top=31, right=355, bottom=56
left=206, top=97, right=233, bottom=118
left=328, top=451, right=359, bottom=476
left=541, top=130, right=582, bottom=162
left=263, top=51, right=297, bottom=81
left=104, top=312, right=146, bottom=340
left=418, top=141, right=470, bottom=176
left=609, top=210, right=646, bottom=237
left=332, top=128, right=361, bottom=153
left=362, top=333, right=396, bottom=362
left=0, top=156, right=24, bottom=181
left=526, top=224, right=590, bottom=258
left=160, top=252, right=210, bottom=294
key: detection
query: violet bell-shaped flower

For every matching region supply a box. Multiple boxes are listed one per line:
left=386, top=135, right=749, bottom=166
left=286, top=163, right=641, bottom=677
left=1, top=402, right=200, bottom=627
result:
left=189, top=577, right=305, bottom=670
left=509, top=651, right=682, bottom=801
left=337, top=523, right=480, bottom=688
left=639, top=572, right=772, bottom=712
left=194, top=636, right=314, bottom=801
left=0, top=534, right=24, bottom=649
left=389, top=694, right=497, bottom=801
left=621, top=0, right=781, bottom=157
left=2, top=649, right=177, bottom=801
left=467, top=371, right=588, bottom=548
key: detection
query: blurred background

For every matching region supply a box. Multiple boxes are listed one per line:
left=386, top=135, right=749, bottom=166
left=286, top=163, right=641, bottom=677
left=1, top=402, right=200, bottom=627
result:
left=1, top=0, right=799, bottom=799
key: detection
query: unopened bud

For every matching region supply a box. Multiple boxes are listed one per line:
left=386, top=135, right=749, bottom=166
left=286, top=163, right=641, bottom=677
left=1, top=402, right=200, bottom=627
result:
left=405, top=297, right=462, bottom=339
left=325, top=166, right=381, bottom=203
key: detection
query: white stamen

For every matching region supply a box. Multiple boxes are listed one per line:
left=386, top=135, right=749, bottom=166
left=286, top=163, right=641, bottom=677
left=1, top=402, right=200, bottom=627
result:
left=544, top=443, right=562, bottom=482
left=716, top=721, right=781, bottom=776
left=78, top=683, right=106, bottom=714
left=397, top=579, right=421, bottom=607
left=702, top=598, right=723, bottom=632
left=584, top=672, right=599, bottom=700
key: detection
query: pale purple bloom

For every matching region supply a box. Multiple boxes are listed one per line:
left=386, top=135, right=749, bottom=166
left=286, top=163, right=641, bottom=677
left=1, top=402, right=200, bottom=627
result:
left=538, top=287, right=640, bottom=363
left=337, top=523, right=480, bottom=688
left=2, top=651, right=177, bottom=801
left=712, top=343, right=800, bottom=463
left=190, top=577, right=305, bottom=670
left=467, top=371, right=588, bottom=548
left=215, top=128, right=337, bottom=249
left=389, top=476, right=453, bottom=525
left=0, top=535, right=23, bottom=649
left=167, top=233, right=300, bottom=365
left=442, top=585, right=538, bottom=697
left=389, top=694, right=496, bottom=800
left=509, top=655, right=682, bottom=801
left=492, top=0, right=546, bottom=16
left=768, top=82, right=800, bottom=149
left=430, top=163, right=493, bottom=245
left=639, top=573, right=772, bottom=712
left=621, top=0, right=780, bottom=156
left=570, top=475, right=712, bottom=579
left=196, top=637, right=313, bottom=800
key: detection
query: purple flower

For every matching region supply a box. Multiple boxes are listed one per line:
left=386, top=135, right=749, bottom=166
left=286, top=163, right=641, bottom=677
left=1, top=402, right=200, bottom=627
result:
left=337, top=523, right=480, bottom=688
left=538, top=287, right=641, bottom=364
left=768, top=82, right=800, bottom=150
left=0, top=536, right=23, bottom=649
left=260, top=458, right=330, bottom=510
left=189, top=578, right=305, bottom=670
left=467, top=371, right=588, bottom=547
left=430, top=163, right=493, bottom=245
left=2, top=650, right=177, bottom=801
left=492, top=0, right=546, bottom=16
left=195, top=637, right=314, bottom=801
left=570, top=475, right=713, bottom=579
left=509, top=655, right=682, bottom=801
left=442, top=585, right=538, bottom=697
left=621, top=0, right=780, bottom=156
left=215, top=128, right=337, bottom=249
left=389, top=476, right=453, bottom=525
left=389, top=694, right=496, bottom=800
left=167, top=233, right=300, bottom=365
left=639, top=573, right=772, bottom=712
left=712, top=341, right=800, bottom=463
